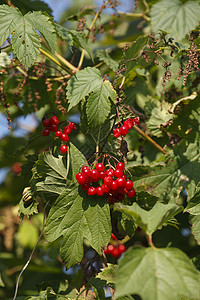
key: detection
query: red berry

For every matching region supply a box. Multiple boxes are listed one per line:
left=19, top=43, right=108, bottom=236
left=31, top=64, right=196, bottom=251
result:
left=61, top=133, right=69, bottom=142
left=118, top=244, right=126, bottom=254
left=99, top=171, right=106, bottom=179
left=113, top=128, right=121, bottom=138
left=114, top=169, right=123, bottom=178
left=63, top=126, right=71, bottom=134
left=55, top=130, right=62, bottom=137
left=50, top=116, right=59, bottom=125
left=110, top=180, right=118, bottom=191
left=106, top=168, right=114, bottom=177
left=112, top=247, right=120, bottom=258
left=76, top=173, right=82, bottom=181
left=102, top=183, right=110, bottom=193
left=107, top=244, right=114, bottom=253
left=60, top=145, right=68, bottom=153
left=96, top=186, right=104, bottom=196
left=96, top=163, right=105, bottom=172
left=126, top=180, right=133, bottom=190
left=50, top=124, right=58, bottom=132
left=69, top=122, right=75, bottom=129
left=127, top=188, right=136, bottom=198
left=120, top=125, right=129, bottom=136
left=116, top=162, right=125, bottom=170
left=42, top=118, right=50, bottom=127
left=111, top=233, right=117, bottom=240
left=82, top=166, right=91, bottom=178
left=91, top=169, right=100, bottom=181
left=104, top=247, right=109, bottom=255
left=42, top=128, right=50, bottom=136
left=104, top=176, right=113, bottom=186
left=88, top=186, right=96, bottom=195
left=77, top=175, right=86, bottom=185
left=81, top=183, right=90, bottom=191
left=124, top=119, right=133, bottom=129
left=132, top=117, right=139, bottom=126
left=116, top=177, right=126, bottom=187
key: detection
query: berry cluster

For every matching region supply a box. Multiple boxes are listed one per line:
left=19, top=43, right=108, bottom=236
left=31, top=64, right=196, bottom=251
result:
left=113, top=117, right=140, bottom=138
left=42, top=115, right=77, bottom=153
left=104, top=233, right=126, bottom=258
left=76, top=162, right=135, bottom=204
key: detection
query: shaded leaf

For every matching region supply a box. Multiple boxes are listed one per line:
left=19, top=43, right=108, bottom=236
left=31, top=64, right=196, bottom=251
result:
left=0, top=52, right=11, bottom=67
left=114, top=202, right=182, bottom=234
left=96, top=263, right=117, bottom=286
left=69, top=143, right=87, bottom=182
left=96, top=49, right=119, bottom=71
left=45, top=186, right=111, bottom=268
left=115, top=247, right=200, bottom=300
left=190, top=214, right=200, bottom=245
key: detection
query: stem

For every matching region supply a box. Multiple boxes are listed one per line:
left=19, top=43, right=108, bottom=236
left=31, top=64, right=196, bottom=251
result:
left=117, top=11, right=150, bottom=22
left=133, top=125, right=167, bottom=155
left=148, top=234, right=155, bottom=248
left=40, top=48, right=73, bottom=76
left=75, top=288, right=87, bottom=300
left=55, top=51, right=78, bottom=72
left=16, top=66, right=28, bottom=77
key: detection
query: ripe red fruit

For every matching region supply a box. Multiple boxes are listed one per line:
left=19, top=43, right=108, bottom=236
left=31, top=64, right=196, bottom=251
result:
left=99, top=171, right=106, bottom=179
left=127, top=188, right=136, bottom=198
left=50, top=124, right=58, bottom=132
left=118, top=244, right=126, bottom=254
left=88, top=186, right=96, bottom=195
left=123, top=119, right=133, bottom=129
left=102, top=183, right=110, bottom=193
left=107, top=244, right=114, bottom=253
left=116, top=177, right=126, bottom=187
left=77, top=175, right=86, bottom=185
left=82, top=166, right=91, bottom=178
left=63, top=126, right=71, bottom=134
left=81, top=183, right=90, bottom=191
left=42, top=128, right=50, bottom=136
left=50, top=116, right=59, bottom=125
left=60, top=145, right=68, bottom=153
left=69, top=122, right=75, bottom=129
left=116, top=162, right=125, bottom=170
left=120, top=125, right=129, bottom=136
left=55, top=130, right=62, bottom=137
left=106, top=168, right=115, bottom=177
left=110, top=181, right=118, bottom=191
left=112, top=247, right=121, bottom=258
left=114, top=169, right=123, bottom=178
left=42, top=118, right=50, bottom=127
left=12, top=162, right=22, bottom=174
left=132, top=117, right=139, bottom=126
left=104, top=176, right=113, bottom=186
left=91, top=169, right=100, bottom=181
left=104, top=247, right=109, bottom=255
left=96, top=186, right=104, bottom=196
left=113, top=128, right=121, bottom=138
left=76, top=173, right=82, bottom=181
left=61, top=133, right=69, bottom=142
left=111, top=233, right=117, bottom=240
left=96, top=163, right=105, bottom=172
left=126, top=180, right=133, bottom=190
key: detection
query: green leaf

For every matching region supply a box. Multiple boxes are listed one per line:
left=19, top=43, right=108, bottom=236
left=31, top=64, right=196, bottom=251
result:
left=0, top=52, right=11, bottom=67
left=190, top=214, right=200, bottom=245
left=66, top=67, right=116, bottom=111
left=56, top=23, right=73, bottom=48
left=136, top=191, right=160, bottom=211
left=96, top=263, right=117, bottom=286
left=168, top=92, right=198, bottom=114
left=146, top=101, right=174, bottom=137
left=30, top=151, right=68, bottom=197
left=129, top=140, right=200, bottom=203
left=18, top=197, right=38, bottom=219
left=69, top=143, right=87, bottom=182
left=124, top=35, right=149, bottom=75
left=0, top=5, right=56, bottom=69
left=96, top=49, right=119, bottom=71
left=16, top=219, right=39, bottom=249
left=68, top=29, right=93, bottom=60
left=150, top=0, right=200, bottom=41
left=114, top=202, right=182, bottom=235
left=0, top=273, right=5, bottom=288
left=185, top=183, right=200, bottom=215
left=12, top=0, right=52, bottom=15
left=45, top=185, right=111, bottom=268
left=86, top=80, right=116, bottom=127
left=115, top=247, right=200, bottom=300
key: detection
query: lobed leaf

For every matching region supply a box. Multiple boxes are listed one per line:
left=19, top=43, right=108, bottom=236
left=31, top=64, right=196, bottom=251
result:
left=115, top=247, right=200, bottom=300
left=45, top=186, right=111, bottom=268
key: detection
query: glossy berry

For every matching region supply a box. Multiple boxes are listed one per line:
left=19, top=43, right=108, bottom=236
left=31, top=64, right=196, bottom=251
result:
left=102, top=183, right=110, bottom=193
left=126, top=180, right=133, bottom=190
left=127, top=188, right=136, bottom=198
left=124, top=119, right=133, bottom=129
left=60, top=145, right=68, bottom=153
left=42, top=118, right=50, bottom=127
left=110, top=181, right=118, bottom=191
left=50, top=124, right=58, bottom=132
left=106, top=168, right=115, bottom=177
left=113, top=128, right=121, bottom=138
left=82, top=166, right=91, bottom=178
left=114, top=169, right=123, bottom=178
left=55, top=130, right=62, bottom=137
left=50, top=116, right=59, bottom=125
left=61, top=133, right=69, bottom=142
left=120, top=125, right=129, bottom=136
left=116, top=162, right=125, bottom=170
left=88, top=186, right=96, bottom=195
left=116, top=177, right=126, bottom=187
left=76, top=173, right=82, bottom=181
left=111, top=233, right=117, bottom=240
left=77, top=175, right=86, bottom=185
left=42, top=128, right=50, bottom=136
left=96, top=186, right=104, bottom=196
left=69, top=122, right=75, bottom=129
left=96, top=163, right=105, bottom=172
left=132, top=117, right=140, bottom=126
left=112, top=247, right=120, bottom=258
left=104, top=176, right=113, bottom=186
left=99, top=171, right=106, bottom=179
left=91, top=169, right=100, bottom=181
left=81, top=183, right=90, bottom=191
left=118, top=244, right=126, bottom=254
left=107, top=244, right=114, bottom=252
left=63, top=126, right=71, bottom=134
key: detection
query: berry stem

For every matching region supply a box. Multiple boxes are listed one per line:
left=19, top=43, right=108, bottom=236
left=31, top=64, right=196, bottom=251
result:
left=133, top=125, right=167, bottom=155
left=147, top=234, right=156, bottom=248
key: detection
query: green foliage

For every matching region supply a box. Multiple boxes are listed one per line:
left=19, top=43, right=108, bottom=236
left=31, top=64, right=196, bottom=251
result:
left=115, top=246, right=200, bottom=300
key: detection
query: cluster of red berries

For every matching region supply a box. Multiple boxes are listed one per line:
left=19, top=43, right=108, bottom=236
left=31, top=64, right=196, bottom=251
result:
left=113, top=117, right=140, bottom=138
left=104, top=233, right=126, bottom=258
left=42, top=115, right=77, bottom=153
left=76, top=162, right=135, bottom=204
